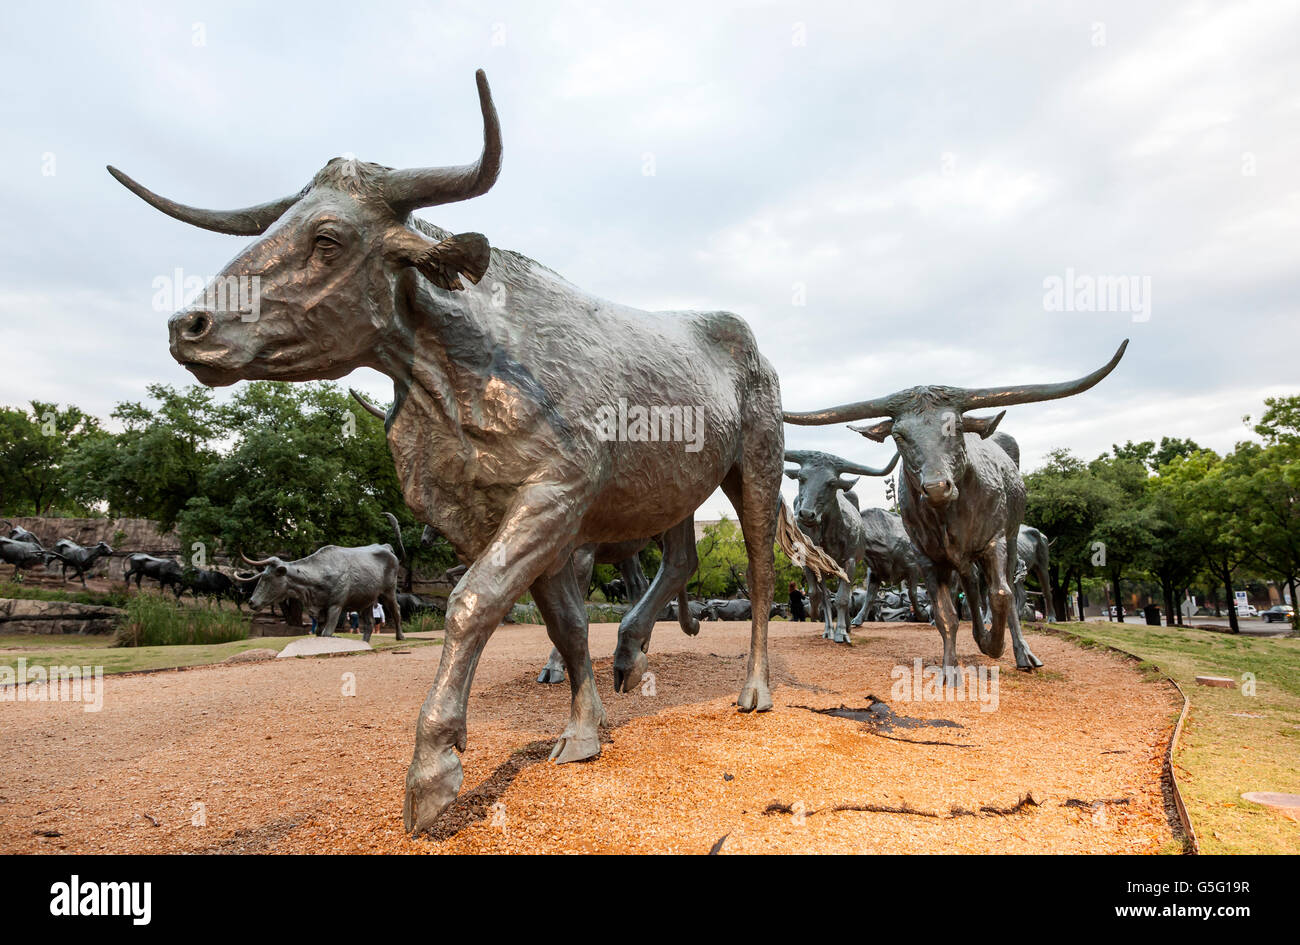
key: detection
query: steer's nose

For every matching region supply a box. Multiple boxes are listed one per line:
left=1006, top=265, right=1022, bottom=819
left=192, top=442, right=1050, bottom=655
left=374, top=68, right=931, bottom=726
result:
left=922, top=479, right=954, bottom=504
left=797, top=508, right=820, bottom=527
left=169, top=309, right=214, bottom=346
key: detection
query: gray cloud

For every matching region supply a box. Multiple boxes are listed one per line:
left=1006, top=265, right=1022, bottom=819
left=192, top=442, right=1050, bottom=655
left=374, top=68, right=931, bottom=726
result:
left=1, top=1, right=1295, bottom=518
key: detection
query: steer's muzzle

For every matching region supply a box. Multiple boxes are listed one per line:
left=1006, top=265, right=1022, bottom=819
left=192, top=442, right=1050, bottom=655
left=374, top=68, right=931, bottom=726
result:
left=168, top=308, right=240, bottom=386
left=922, top=478, right=956, bottom=506
left=797, top=508, right=821, bottom=528
left=170, top=309, right=214, bottom=346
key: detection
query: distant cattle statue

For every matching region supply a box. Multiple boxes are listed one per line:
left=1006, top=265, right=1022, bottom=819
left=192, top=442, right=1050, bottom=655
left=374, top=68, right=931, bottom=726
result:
left=533, top=537, right=699, bottom=685
left=785, top=341, right=1127, bottom=677
left=112, top=69, right=841, bottom=832
left=6, top=526, right=44, bottom=547
left=0, top=536, right=55, bottom=578
left=241, top=543, right=403, bottom=644
left=181, top=567, right=239, bottom=608
left=852, top=509, right=926, bottom=625
left=123, top=554, right=185, bottom=595
left=784, top=449, right=899, bottom=642
left=52, top=539, right=114, bottom=586
left=967, top=524, right=1056, bottom=628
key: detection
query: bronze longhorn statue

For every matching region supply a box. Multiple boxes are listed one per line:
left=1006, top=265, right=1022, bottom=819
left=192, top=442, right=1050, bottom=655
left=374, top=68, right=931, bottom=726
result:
left=784, top=342, right=1127, bottom=677
left=783, top=449, right=899, bottom=643
left=109, top=70, right=838, bottom=834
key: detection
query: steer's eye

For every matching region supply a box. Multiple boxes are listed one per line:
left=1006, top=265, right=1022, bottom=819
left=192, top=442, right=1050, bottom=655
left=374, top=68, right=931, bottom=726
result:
left=314, top=234, right=341, bottom=259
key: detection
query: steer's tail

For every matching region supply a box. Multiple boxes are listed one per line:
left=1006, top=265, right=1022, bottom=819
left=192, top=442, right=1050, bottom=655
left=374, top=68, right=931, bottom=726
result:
left=776, top=498, right=848, bottom=582
left=384, top=512, right=407, bottom=565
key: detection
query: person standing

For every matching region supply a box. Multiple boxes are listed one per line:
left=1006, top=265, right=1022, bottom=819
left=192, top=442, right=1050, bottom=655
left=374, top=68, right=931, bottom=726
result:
left=372, top=600, right=385, bottom=633
left=789, top=581, right=807, bottom=622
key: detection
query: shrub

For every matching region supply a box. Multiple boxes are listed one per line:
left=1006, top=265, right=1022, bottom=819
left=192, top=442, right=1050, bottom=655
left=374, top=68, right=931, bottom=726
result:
left=405, top=612, right=444, bottom=634
left=113, top=592, right=249, bottom=646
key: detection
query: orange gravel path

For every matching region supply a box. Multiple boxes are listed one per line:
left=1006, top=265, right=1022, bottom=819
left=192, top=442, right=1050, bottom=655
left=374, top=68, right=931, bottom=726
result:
left=0, top=621, right=1182, bottom=854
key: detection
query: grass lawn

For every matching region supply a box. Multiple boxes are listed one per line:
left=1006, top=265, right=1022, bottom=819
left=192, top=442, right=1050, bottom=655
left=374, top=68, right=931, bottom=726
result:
left=1048, top=620, right=1300, bottom=854
left=0, top=631, right=438, bottom=677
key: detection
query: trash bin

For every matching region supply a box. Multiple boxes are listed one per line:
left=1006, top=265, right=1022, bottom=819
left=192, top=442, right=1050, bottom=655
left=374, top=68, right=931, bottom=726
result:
left=1144, top=604, right=1161, bottom=626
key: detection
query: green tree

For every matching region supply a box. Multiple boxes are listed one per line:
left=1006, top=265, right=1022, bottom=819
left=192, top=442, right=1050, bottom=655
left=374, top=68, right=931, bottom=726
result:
left=0, top=402, right=101, bottom=515
left=175, top=382, right=424, bottom=565
left=691, top=517, right=749, bottom=598
left=1025, top=449, right=1113, bottom=620
left=62, top=385, right=227, bottom=527
left=1088, top=451, right=1158, bottom=622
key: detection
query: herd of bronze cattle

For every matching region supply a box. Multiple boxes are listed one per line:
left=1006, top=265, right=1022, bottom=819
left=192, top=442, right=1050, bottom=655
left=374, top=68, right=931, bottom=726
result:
left=96, top=69, right=1128, bottom=831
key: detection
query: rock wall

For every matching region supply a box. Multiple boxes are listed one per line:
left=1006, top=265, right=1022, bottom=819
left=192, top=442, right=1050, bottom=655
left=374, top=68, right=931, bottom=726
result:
left=0, top=598, right=124, bottom=634
left=2, top=516, right=179, bottom=581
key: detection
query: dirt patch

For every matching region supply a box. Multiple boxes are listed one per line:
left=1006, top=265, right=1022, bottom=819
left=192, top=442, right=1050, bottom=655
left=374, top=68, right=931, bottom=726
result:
left=0, top=621, right=1181, bottom=854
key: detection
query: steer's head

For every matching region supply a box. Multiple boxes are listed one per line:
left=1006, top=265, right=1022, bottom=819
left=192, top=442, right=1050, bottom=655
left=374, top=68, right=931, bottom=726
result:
left=241, top=554, right=291, bottom=610
left=784, top=341, right=1130, bottom=511
left=784, top=449, right=898, bottom=529
left=108, top=71, right=502, bottom=387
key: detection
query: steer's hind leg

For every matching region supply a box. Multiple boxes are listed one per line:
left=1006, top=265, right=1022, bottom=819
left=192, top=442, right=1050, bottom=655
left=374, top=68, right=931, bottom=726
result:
left=960, top=567, right=986, bottom=646
left=531, top=561, right=606, bottom=764
left=405, top=485, right=583, bottom=836
left=830, top=559, right=855, bottom=643
left=975, top=539, right=1014, bottom=663
left=720, top=465, right=776, bottom=714
left=536, top=545, right=596, bottom=685
left=818, top=575, right=835, bottom=638
left=612, top=516, right=696, bottom=693
left=537, top=647, right=567, bottom=684
left=992, top=530, right=1042, bottom=670
left=382, top=587, right=403, bottom=640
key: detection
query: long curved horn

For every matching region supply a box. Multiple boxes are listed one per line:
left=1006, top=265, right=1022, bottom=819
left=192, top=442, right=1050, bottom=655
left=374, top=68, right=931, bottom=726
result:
left=106, top=166, right=301, bottom=236
left=835, top=452, right=900, bottom=477
left=241, top=552, right=276, bottom=567
left=349, top=388, right=387, bottom=421
left=384, top=70, right=502, bottom=213
left=783, top=449, right=820, bottom=466
left=959, top=340, right=1128, bottom=411
left=783, top=393, right=902, bottom=426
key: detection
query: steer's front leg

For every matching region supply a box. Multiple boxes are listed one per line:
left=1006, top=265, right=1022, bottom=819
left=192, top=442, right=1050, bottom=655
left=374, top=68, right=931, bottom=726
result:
left=830, top=558, right=855, bottom=643
left=404, top=486, right=582, bottom=836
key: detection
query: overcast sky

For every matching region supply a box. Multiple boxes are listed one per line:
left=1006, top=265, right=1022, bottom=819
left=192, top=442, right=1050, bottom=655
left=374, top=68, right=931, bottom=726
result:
left=2, top=1, right=1296, bottom=517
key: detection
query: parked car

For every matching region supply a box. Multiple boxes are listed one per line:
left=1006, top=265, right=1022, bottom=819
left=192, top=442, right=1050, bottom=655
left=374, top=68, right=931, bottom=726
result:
left=1237, top=604, right=1258, bottom=618
left=1262, top=605, right=1295, bottom=624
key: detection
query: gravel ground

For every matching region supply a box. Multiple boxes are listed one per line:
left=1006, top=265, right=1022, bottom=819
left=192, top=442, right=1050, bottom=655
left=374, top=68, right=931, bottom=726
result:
left=0, top=620, right=1181, bottom=854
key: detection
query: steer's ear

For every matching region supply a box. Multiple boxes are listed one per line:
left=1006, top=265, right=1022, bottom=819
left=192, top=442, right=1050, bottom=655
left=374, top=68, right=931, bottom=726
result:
left=385, top=227, right=491, bottom=291
left=274, top=564, right=288, bottom=576
left=847, top=419, right=894, bottom=442
left=961, top=410, right=1006, bottom=439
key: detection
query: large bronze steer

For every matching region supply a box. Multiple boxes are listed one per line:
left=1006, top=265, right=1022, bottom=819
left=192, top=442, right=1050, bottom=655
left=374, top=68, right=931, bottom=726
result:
left=110, top=70, right=835, bottom=833
left=785, top=342, right=1127, bottom=678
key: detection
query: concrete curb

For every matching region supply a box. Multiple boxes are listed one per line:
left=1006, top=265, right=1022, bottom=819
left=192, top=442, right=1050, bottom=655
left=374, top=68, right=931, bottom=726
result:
left=1040, top=624, right=1199, bottom=855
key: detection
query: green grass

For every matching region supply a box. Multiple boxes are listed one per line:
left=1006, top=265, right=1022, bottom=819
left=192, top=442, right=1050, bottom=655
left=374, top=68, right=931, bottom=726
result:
left=113, top=592, right=249, bottom=646
left=1048, top=620, right=1300, bottom=854
left=0, top=581, right=127, bottom=609
left=0, top=630, right=438, bottom=677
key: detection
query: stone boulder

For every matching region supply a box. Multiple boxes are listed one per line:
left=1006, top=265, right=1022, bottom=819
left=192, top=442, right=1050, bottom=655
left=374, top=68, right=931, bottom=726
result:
left=276, top=636, right=373, bottom=658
